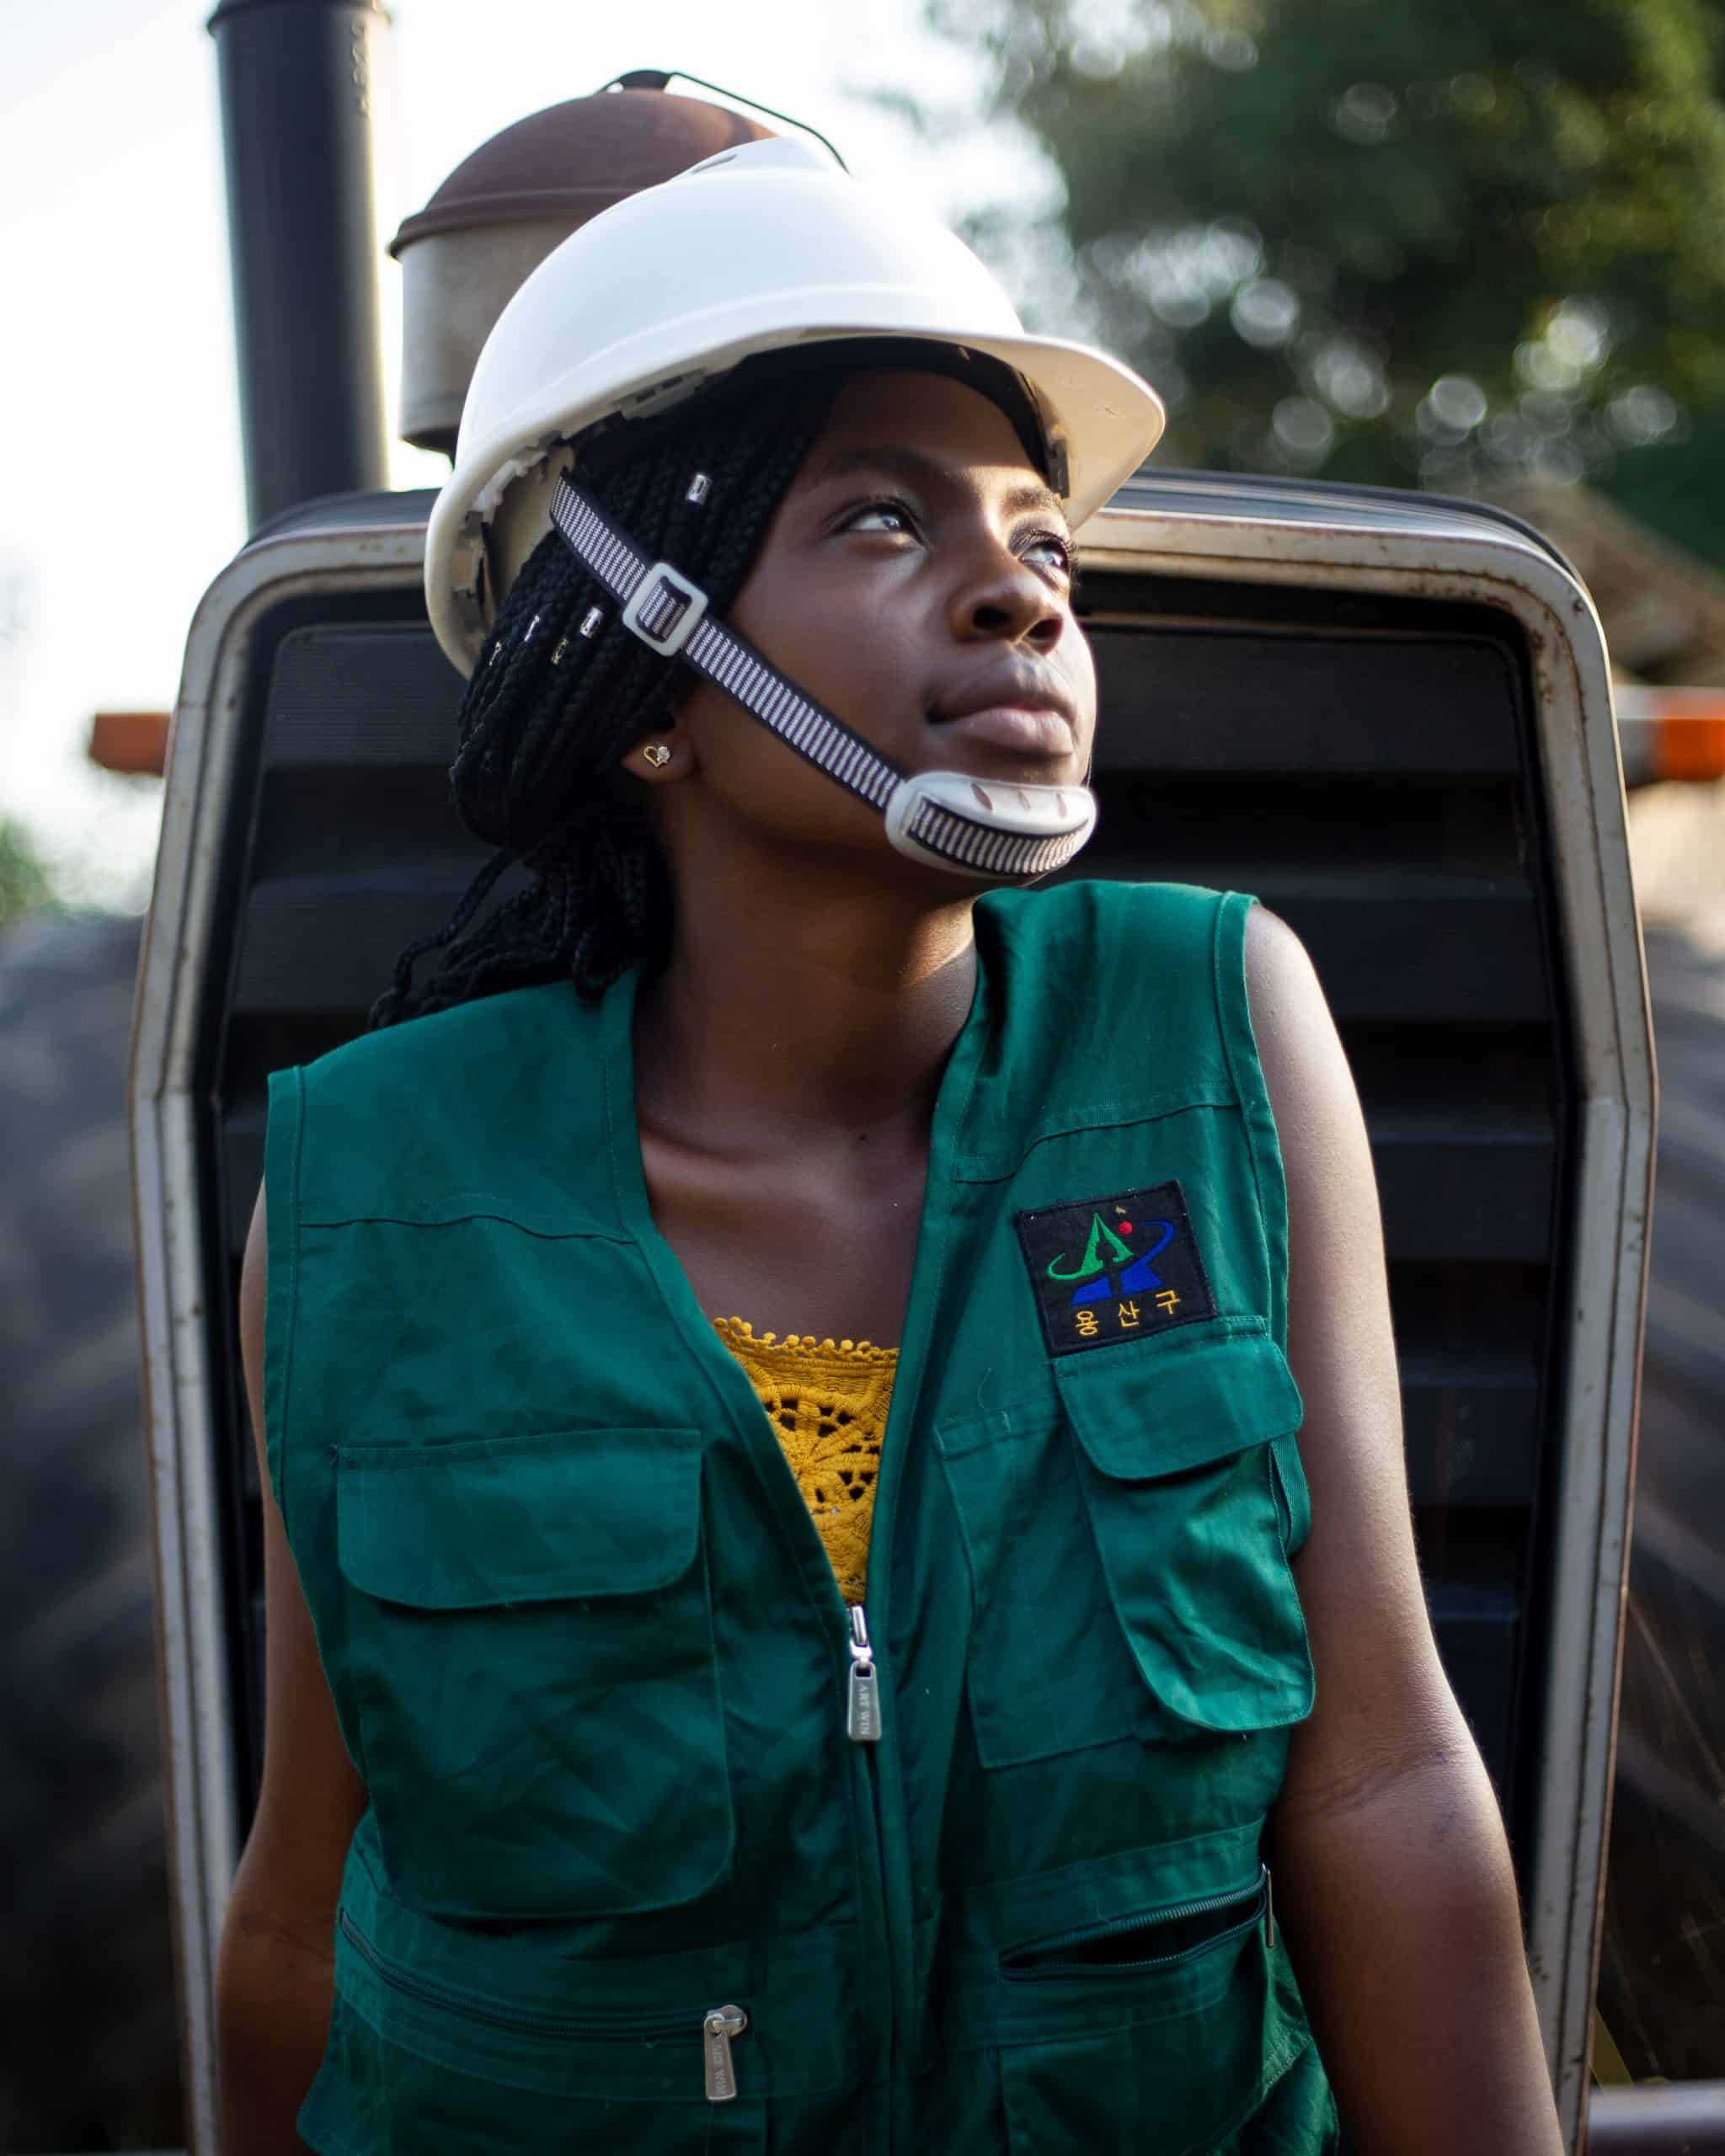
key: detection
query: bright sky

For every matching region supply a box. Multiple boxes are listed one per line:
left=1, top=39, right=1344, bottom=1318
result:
left=0, top=0, right=1047, bottom=907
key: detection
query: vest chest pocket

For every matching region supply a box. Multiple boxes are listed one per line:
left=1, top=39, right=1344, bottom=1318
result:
left=1058, top=1318, right=1315, bottom=1739
left=334, top=1427, right=734, bottom=1921
left=936, top=1320, right=1314, bottom=1769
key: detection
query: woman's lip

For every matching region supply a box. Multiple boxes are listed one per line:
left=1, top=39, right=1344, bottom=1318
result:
left=930, top=704, right=1075, bottom=755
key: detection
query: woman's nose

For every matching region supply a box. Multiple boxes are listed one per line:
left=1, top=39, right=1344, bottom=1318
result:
left=948, top=544, right=1066, bottom=651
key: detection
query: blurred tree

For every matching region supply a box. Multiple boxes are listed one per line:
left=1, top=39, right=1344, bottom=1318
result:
left=0, top=818, right=58, bottom=933
left=1606, top=419, right=1725, bottom=568
left=925, top=0, right=1725, bottom=504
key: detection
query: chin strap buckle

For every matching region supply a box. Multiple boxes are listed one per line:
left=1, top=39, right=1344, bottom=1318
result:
left=621, top=562, right=710, bottom=658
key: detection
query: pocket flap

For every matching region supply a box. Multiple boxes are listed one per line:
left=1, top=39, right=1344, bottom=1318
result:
left=1055, top=1321, right=1302, bottom=1481
left=337, top=1427, right=702, bottom=1606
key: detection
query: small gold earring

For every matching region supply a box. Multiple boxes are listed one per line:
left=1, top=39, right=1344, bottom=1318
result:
left=641, top=742, right=672, bottom=768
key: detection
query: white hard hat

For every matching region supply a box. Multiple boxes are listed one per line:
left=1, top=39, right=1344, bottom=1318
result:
left=424, top=136, right=1166, bottom=676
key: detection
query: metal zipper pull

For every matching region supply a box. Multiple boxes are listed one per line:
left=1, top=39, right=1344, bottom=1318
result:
left=702, top=2004, right=747, bottom=2102
left=1262, top=1862, right=1275, bottom=1952
left=847, top=1604, right=882, bottom=1742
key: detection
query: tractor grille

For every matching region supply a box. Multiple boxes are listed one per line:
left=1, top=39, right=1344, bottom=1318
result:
left=200, top=485, right=1572, bottom=1878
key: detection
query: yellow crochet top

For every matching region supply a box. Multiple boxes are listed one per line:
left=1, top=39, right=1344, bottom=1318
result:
left=711, top=1316, right=897, bottom=1604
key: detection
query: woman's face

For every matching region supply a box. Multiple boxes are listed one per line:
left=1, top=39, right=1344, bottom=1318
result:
left=650, top=367, right=1098, bottom=877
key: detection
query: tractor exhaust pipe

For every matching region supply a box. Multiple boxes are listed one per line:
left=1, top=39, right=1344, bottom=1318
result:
left=208, top=0, right=391, bottom=529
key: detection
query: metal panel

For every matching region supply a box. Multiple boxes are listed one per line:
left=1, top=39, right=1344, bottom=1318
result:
left=1589, top=2082, right=1725, bottom=2152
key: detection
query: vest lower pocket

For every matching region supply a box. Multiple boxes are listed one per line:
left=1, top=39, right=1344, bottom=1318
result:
left=310, top=1872, right=862, bottom=2155
left=1001, top=1865, right=1270, bottom=1982
left=307, top=1972, right=771, bottom=2156
left=338, top=1908, right=755, bottom=2101
left=334, top=1425, right=734, bottom=1919
left=993, top=1869, right=1302, bottom=2156
left=936, top=1318, right=1313, bottom=1768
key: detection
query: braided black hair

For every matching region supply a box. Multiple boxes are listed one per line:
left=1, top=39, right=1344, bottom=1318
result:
left=368, top=369, right=841, bottom=1028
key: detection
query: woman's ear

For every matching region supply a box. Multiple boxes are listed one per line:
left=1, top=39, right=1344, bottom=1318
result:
left=620, top=722, right=695, bottom=784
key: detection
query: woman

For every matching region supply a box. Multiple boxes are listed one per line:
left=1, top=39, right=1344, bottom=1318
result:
left=218, top=141, right=1563, bottom=2153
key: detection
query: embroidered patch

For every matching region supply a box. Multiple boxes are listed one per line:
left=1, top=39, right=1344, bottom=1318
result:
left=1014, top=1182, right=1218, bottom=1358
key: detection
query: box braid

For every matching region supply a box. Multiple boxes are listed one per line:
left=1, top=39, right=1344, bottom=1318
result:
left=368, top=370, right=841, bottom=1029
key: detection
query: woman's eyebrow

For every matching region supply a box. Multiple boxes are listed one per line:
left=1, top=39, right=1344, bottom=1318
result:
left=806, top=445, right=1066, bottom=522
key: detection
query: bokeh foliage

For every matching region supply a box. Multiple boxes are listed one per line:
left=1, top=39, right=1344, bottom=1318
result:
left=926, top=0, right=1725, bottom=499
left=0, top=818, right=58, bottom=933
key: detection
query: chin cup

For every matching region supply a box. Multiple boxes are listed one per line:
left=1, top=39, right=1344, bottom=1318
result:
left=884, top=771, right=1097, bottom=882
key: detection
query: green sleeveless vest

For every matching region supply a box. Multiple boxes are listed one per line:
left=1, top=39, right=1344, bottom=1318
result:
left=264, top=879, right=1338, bottom=2154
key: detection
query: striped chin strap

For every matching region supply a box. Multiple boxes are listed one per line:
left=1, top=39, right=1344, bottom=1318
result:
left=549, top=476, right=1096, bottom=882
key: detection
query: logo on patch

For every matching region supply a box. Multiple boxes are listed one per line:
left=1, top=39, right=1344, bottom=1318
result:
left=1014, top=1181, right=1217, bottom=1358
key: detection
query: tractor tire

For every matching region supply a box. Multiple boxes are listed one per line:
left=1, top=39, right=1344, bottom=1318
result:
left=1596, top=919, right=1725, bottom=2082
left=0, top=907, right=184, bottom=2150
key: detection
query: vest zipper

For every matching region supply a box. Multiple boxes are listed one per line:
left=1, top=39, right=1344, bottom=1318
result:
left=702, top=2004, right=748, bottom=2100
left=846, top=1602, right=882, bottom=1742
left=1001, top=1864, right=1273, bottom=1979
left=338, top=1911, right=748, bottom=2100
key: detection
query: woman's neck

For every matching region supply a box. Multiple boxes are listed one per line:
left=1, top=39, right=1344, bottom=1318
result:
left=634, top=860, right=979, bottom=1157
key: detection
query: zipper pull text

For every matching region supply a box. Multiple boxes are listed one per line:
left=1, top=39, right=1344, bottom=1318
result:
left=847, top=1604, right=882, bottom=1742
left=703, top=2004, right=747, bottom=2102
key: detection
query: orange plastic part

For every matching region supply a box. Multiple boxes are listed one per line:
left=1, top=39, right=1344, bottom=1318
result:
left=1653, top=704, right=1725, bottom=782
left=88, top=710, right=169, bottom=776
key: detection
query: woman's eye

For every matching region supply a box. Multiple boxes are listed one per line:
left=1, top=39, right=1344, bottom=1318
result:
left=1023, top=530, right=1075, bottom=577
left=841, top=498, right=919, bottom=536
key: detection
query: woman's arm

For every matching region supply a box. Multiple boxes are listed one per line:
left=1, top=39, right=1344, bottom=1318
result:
left=1247, top=906, right=1562, bottom=2156
left=216, top=1187, right=367, bottom=2155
